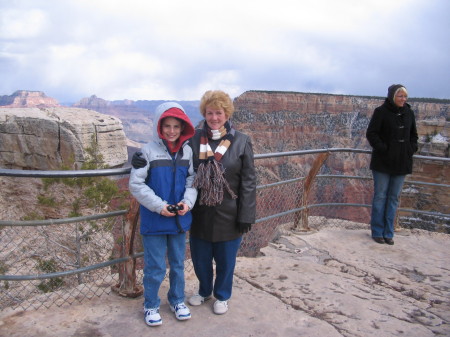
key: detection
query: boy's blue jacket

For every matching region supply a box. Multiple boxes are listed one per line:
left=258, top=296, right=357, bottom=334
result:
left=129, top=102, right=197, bottom=235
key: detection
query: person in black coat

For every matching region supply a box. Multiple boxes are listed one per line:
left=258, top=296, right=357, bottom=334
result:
left=187, top=90, right=256, bottom=315
left=366, top=84, right=418, bottom=245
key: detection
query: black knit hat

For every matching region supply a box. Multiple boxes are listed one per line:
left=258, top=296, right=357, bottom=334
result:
left=387, top=84, right=407, bottom=104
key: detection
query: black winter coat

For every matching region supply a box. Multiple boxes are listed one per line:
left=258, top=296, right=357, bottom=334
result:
left=366, top=99, right=418, bottom=175
left=189, top=128, right=256, bottom=242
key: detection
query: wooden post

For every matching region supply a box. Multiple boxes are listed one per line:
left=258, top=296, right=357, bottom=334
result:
left=295, top=152, right=330, bottom=231
left=111, top=198, right=143, bottom=297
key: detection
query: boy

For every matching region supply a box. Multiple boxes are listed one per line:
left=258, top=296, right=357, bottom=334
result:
left=129, top=102, right=196, bottom=326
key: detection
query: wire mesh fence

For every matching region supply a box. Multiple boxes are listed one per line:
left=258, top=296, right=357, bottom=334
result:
left=1, top=149, right=449, bottom=311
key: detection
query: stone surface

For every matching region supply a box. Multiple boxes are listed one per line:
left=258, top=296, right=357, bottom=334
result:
left=0, top=107, right=128, bottom=169
left=1, top=227, right=448, bottom=337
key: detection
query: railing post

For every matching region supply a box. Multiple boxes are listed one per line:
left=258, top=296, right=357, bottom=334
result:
left=111, top=198, right=143, bottom=297
left=295, top=152, right=330, bottom=231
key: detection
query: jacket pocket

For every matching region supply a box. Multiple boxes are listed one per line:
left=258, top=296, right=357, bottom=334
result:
left=385, top=142, right=400, bottom=168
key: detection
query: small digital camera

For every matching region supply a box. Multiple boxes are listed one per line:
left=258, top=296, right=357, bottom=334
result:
left=167, top=204, right=183, bottom=214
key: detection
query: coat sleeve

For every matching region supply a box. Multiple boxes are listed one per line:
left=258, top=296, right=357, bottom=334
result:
left=237, top=135, right=257, bottom=224
left=181, top=146, right=198, bottom=209
left=128, top=151, right=166, bottom=214
left=366, top=107, right=387, bottom=152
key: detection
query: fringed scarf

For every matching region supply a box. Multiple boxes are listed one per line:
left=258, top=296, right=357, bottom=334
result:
left=193, top=121, right=237, bottom=206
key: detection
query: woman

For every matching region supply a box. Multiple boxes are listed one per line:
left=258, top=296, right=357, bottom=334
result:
left=188, top=90, right=256, bottom=314
left=366, top=84, right=418, bottom=245
left=129, top=102, right=197, bottom=326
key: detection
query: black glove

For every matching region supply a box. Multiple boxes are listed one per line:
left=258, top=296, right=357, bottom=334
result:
left=238, top=222, right=252, bottom=234
left=131, top=151, right=147, bottom=169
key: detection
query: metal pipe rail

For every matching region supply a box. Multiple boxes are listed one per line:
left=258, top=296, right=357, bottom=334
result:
left=1, top=148, right=448, bottom=178
left=0, top=210, right=127, bottom=227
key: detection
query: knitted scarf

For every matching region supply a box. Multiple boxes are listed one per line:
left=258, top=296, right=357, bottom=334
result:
left=193, top=121, right=237, bottom=206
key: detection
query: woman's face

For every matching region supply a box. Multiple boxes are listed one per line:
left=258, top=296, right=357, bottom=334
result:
left=394, top=90, right=408, bottom=107
left=205, top=106, right=228, bottom=130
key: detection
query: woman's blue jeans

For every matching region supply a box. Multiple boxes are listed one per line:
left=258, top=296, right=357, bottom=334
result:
left=370, top=170, right=406, bottom=239
left=190, top=236, right=242, bottom=301
left=142, top=233, right=186, bottom=309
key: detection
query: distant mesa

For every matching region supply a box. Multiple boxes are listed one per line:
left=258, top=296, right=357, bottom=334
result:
left=73, top=95, right=111, bottom=108
left=0, top=90, right=60, bottom=108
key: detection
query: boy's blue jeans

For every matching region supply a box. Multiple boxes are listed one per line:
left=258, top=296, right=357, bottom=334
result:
left=190, top=236, right=242, bottom=301
left=142, top=233, right=186, bottom=309
left=370, top=170, right=406, bottom=239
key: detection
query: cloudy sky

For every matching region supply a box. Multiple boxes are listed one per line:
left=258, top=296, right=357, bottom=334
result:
left=1, top=0, right=449, bottom=103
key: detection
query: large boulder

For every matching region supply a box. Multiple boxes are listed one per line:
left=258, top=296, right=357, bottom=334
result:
left=0, top=107, right=128, bottom=170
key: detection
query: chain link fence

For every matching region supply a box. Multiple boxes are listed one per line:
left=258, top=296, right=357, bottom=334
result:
left=1, top=149, right=449, bottom=311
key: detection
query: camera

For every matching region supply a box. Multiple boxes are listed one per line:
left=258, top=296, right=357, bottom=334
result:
left=167, top=204, right=183, bottom=214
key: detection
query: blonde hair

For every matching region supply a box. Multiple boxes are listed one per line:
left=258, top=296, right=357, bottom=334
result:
left=394, top=86, right=408, bottom=98
left=199, top=90, right=234, bottom=119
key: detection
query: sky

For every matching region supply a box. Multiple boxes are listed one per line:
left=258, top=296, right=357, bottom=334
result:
left=1, top=0, right=449, bottom=103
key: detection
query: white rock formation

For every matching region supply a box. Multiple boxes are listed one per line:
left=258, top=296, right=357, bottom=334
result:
left=0, top=107, right=128, bottom=170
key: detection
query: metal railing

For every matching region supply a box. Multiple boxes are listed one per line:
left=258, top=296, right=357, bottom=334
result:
left=1, top=148, right=449, bottom=311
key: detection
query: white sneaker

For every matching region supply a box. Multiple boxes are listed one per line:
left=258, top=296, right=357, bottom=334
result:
left=144, top=307, right=162, bottom=326
left=188, top=293, right=212, bottom=306
left=213, top=300, right=228, bottom=315
left=170, top=302, right=191, bottom=320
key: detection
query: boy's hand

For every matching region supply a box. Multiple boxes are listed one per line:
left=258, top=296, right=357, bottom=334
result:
left=176, top=202, right=189, bottom=216
left=131, top=151, right=147, bottom=169
left=160, top=205, right=176, bottom=217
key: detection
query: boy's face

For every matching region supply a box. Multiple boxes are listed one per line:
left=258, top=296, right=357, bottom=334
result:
left=161, top=117, right=184, bottom=144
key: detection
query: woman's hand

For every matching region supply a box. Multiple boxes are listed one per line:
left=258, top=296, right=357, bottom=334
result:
left=238, top=222, right=252, bottom=234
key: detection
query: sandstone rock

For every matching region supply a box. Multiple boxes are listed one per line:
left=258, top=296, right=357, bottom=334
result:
left=0, top=107, right=128, bottom=170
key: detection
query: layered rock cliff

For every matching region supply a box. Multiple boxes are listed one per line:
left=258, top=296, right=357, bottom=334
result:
left=0, top=90, right=60, bottom=108
left=233, top=90, right=449, bottom=155
left=233, top=91, right=449, bottom=181
left=232, top=91, right=449, bottom=229
left=0, top=107, right=128, bottom=170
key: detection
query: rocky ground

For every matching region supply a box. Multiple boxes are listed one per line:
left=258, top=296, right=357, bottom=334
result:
left=1, top=227, right=449, bottom=337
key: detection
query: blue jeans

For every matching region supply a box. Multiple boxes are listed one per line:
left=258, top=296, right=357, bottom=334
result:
left=370, top=170, right=406, bottom=239
left=190, top=236, right=242, bottom=301
left=142, top=233, right=186, bottom=309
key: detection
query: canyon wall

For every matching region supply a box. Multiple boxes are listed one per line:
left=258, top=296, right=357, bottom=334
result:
left=232, top=91, right=449, bottom=229
left=233, top=90, right=449, bottom=155
left=0, top=90, right=60, bottom=108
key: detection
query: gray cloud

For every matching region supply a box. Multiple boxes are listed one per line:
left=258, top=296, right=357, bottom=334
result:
left=1, top=0, right=449, bottom=102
